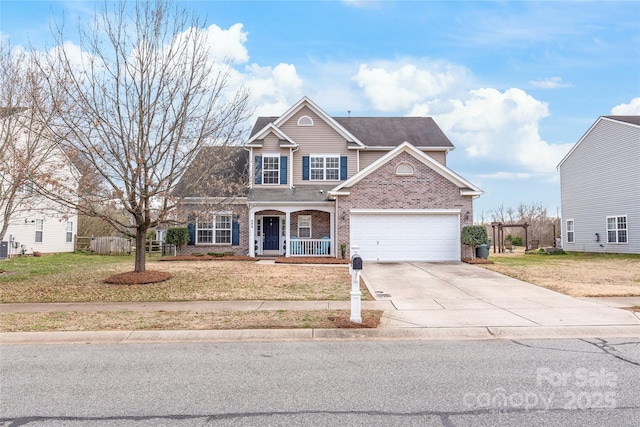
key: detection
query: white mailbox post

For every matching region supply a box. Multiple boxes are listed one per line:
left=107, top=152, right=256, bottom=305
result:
left=350, top=245, right=363, bottom=323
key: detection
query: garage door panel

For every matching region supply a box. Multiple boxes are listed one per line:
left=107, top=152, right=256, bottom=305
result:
left=350, top=213, right=460, bottom=262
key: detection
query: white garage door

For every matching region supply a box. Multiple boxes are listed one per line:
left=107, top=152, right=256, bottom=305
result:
left=350, top=212, right=460, bottom=262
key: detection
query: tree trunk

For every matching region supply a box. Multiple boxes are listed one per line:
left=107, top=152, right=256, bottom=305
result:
left=134, top=229, right=146, bottom=272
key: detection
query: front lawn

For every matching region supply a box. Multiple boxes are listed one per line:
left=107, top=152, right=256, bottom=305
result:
left=480, top=250, right=640, bottom=297
left=0, top=309, right=383, bottom=332
left=0, top=253, right=365, bottom=303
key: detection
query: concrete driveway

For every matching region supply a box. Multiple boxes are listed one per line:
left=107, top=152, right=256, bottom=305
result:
left=361, top=262, right=640, bottom=329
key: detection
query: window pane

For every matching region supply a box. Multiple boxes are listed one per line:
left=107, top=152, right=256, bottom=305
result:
left=216, top=215, right=231, bottom=229
left=608, top=230, right=616, bottom=243
left=607, top=217, right=616, bottom=230
left=215, top=230, right=231, bottom=244
left=310, top=169, right=324, bottom=180
left=299, top=228, right=311, bottom=238
left=263, top=157, right=279, bottom=184
left=618, top=230, right=627, bottom=243
left=197, top=230, right=213, bottom=243
left=618, top=217, right=627, bottom=229
left=326, top=169, right=339, bottom=180
left=310, top=157, right=324, bottom=168
left=298, top=215, right=311, bottom=238
left=326, top=157, right=339, bottom=168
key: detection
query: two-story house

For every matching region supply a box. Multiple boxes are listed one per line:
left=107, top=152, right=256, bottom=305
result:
left=0, top=108, right=79, bottom=259
left=177, top=97, right=482, bottom=261
left=558, top=116, right=639, bottom=254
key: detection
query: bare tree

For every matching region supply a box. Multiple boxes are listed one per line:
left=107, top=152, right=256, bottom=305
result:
left=490, top=202, right=558, bottom=246
left=34, top=0, right=250, bottom=272
left=0, top=41, right=68, bottom=243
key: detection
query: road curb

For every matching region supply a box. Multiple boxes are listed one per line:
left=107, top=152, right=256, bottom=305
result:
left=3, top=325, right=640, bottom=345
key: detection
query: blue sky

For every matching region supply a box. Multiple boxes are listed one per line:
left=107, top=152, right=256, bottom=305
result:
left=2, top=0, right=639, bottom=219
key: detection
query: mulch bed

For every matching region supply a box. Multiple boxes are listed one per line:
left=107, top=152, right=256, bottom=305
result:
left=330, top=313, right=381, bottom=328
left=463, top=258, right=494, bottom=264
left=104, top=270, right=172, bottom=285
left=275, top=257, right=350, bottom=265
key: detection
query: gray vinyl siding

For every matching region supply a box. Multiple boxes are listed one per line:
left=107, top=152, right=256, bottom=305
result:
left=279, top=106, right=357, bottom=185
left=559, top=118, right=640, bottom=254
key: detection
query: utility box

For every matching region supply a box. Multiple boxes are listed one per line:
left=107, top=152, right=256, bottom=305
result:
left=0, top=241, right=8, bottom=260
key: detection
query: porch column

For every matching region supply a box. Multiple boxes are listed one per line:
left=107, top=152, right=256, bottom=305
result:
left=249, top=209, right=255, bottom=257
left=285, top=210, right=291, bottom=258
left=329, top=210, right=335, bottom=257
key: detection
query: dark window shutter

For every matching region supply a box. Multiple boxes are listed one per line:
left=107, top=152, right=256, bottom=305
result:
left=340, top=156, right=348, bottom=180
left=280, top=156, right=288, bottom=185
left=187, top=223, right=196, bottom=245
left=254, top=156, right=262, bottom=184
left=232, top=220, right=240, bottom=246
left=302, top=156, right=309, bottom=180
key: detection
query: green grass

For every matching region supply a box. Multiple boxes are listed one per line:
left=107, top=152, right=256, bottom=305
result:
left=491, top=251, right=640, bottom=267
left=0, top=252, right=133, bottom=282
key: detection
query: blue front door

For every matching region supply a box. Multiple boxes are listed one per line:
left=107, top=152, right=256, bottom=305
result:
left=263, top=217, right=280, bottom=250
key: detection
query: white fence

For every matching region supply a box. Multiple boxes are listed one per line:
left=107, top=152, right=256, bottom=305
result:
left=289, top=238, right=331, bottom=256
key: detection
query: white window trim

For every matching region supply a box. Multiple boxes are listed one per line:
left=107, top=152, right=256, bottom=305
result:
left=215, top=215, right=232, bottom=245
left=606, top=215, right=628, bottom=244
left=395, top=163, right=415, bottom=176
left=310, top=154, right=340, bottom=181
left=66, top=221, right=73, bottom=243
left=297, top=115, right=314, bottom=126
left=35, top=218, right=44, bottom=243
left=298, top=215, right=312, bottom=239
left=566, top=219, right=574, bottom=244
left=262, top=155, right=280, bottom=185
left=196, top=214, right=232, bottom=245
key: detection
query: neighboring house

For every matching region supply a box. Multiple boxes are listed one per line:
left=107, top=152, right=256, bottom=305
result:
left=558, top=116, right=640, bottom=254
left=176, top=97, right=482, bottom=261
left=0, top=108, right=79, bottom=259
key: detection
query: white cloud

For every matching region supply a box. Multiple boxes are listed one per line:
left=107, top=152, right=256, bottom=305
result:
left=353, top=60, right=470, bottom=111
left=432, top=88, right=573, bottom=174
left=234, top=63, right=304, bottom=121
left=529, top=77, right=571, bottom=89
left=477, top=172, right=533, bottom=180
left=203, top=23, right=249, bottom=64
left=611, top=97, right=640, bottom=114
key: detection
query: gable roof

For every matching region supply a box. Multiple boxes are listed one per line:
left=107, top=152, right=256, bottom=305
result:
left=329, top=141, right=482, bottom=197
left=557, top=115, right=640, bottom=168
left=245, top=122, right=298, bottom=147
left=246, top=98, right=455, bottom=150
left=173, top=146, right=248, bottom=198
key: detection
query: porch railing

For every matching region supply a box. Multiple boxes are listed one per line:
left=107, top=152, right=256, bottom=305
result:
left=289, top=238, right=331, bottom=256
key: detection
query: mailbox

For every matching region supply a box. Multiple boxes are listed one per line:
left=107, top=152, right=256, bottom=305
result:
left=351, top=254, right=363, bottom=270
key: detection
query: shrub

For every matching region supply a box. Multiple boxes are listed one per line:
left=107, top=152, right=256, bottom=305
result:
left=511, top=236, right=523, bottom=246
left=461, top=225, right=489, bottom=259
left=165, top=227, right=190, bottom=250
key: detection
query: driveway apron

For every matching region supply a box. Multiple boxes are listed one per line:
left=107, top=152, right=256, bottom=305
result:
left=361, top=262, right=640, bottom=329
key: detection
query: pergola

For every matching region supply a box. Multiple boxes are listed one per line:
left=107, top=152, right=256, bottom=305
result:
left=491, top=222, right=529, bottom=253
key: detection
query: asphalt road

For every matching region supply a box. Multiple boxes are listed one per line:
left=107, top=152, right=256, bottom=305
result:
left=1, top=338, right=639, bottom=426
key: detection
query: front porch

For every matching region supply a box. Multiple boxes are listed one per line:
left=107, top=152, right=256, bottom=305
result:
left=250, top=206, right=335, bottom=258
